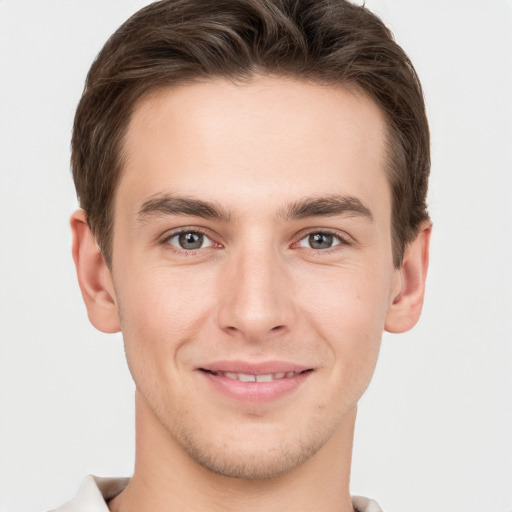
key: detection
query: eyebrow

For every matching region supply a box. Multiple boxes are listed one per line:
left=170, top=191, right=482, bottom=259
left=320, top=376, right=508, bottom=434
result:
left=137, top=195, right=232, bottom=222
left=137, top=193, right=373, bottom=224
left=279, top=195, right=374, bottom=222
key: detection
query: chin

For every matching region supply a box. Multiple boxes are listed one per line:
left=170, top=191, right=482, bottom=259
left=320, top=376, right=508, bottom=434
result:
left=172, top=418, right=336, bottom=480
left=183, top=440, right=319, bottom=480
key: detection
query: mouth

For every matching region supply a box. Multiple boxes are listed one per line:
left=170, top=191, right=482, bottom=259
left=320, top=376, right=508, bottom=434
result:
left=197, top=362, right=313, bottom=403
left=200, top=368, right=311, bottom=382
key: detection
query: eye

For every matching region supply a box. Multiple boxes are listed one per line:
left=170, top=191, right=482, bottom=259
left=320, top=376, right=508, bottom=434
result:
left=167, top=231, right=214, bottom=251
left=298, top=232, right=342, bottom=250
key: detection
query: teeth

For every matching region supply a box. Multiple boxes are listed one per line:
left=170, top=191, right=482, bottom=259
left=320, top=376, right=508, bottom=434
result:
left=215, top=371, right=301, bottom=382
left=238, top=373, right=256, bottom=382
left=255, top=374, right=273, bottom=382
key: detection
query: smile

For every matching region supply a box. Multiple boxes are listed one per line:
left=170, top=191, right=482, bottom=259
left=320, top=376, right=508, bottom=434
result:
left=199, top=365, right=313, bottom=404
left=204, top=370, right=307, bottom=382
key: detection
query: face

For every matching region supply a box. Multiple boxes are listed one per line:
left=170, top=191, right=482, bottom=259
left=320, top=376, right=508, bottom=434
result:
left=108, top=77, right=401, bottom=478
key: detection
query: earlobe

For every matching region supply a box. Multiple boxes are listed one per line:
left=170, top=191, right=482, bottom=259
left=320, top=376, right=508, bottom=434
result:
left=385, top=223, right=432, bottom=334
left=70, top=209, right=121, bottom=333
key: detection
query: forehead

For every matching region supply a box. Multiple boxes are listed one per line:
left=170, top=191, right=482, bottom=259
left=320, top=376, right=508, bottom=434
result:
left=118, top=76, right=389, bottom=220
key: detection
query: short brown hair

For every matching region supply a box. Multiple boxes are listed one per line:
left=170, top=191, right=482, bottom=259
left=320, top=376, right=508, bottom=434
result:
left=72, top=0, right=430, bottom=267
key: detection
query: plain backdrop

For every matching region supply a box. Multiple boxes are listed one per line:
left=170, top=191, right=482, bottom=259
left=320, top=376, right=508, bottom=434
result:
left=0, top=1, right=511, bottom=511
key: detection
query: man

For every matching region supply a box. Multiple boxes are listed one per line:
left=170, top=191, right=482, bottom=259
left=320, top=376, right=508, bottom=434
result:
left=55, top=0, right=431, bottom=510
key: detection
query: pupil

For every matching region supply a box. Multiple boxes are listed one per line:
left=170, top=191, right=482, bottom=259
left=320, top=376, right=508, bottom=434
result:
left=179, top=232, right=203, bottom=250
left=309, top=233, right=332, bottom=249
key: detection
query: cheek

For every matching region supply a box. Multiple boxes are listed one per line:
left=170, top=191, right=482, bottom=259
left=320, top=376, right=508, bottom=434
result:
left=115, top=269, right=216, bottom=382
left=300, top=262, right=391, bottom=330
left=297, top=265, right=391, bottom=384
left=119, top=264, right=214, bottom=334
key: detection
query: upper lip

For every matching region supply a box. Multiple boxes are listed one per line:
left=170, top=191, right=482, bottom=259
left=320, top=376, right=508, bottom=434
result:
left=198, top=360, right=312, bottom=375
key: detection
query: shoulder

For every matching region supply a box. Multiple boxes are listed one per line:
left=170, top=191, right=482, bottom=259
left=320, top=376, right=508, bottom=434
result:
left=352, top=495, right=384, bottom=512
left=48, top=476, right=383, bottom=512
left=48, top=475, right=129, bottom=512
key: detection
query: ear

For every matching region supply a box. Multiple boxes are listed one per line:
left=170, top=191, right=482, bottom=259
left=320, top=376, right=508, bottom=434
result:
left=70, top=209, right=121, bottom=333
left=385, top=223, right=432, bottom=333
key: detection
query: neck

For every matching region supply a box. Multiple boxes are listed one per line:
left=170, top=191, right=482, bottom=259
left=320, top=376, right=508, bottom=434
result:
left=109, top=391, right=356, bottom=512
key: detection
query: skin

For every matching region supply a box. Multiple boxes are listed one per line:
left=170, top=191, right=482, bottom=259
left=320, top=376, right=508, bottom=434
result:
left=72, top=76, right=431, bottom=512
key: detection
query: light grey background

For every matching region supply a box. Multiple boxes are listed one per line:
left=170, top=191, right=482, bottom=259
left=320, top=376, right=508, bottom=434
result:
left=0, top=1, right=511, bottom=511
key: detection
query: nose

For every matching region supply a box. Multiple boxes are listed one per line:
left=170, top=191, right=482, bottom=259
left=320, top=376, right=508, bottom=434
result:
left=216, top=245, right=296, bottom=341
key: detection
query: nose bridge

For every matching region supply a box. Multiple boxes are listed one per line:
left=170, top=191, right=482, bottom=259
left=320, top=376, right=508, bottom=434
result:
left=217, top=241, right=294, bottom=339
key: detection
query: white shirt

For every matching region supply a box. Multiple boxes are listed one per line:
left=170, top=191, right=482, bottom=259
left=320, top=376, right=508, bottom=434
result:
left=49, top=475, right=383, bottom=512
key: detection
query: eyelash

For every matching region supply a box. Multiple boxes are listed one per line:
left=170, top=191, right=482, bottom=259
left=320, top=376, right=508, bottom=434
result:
left=294, top=229, right=350, bottom=254
left=161, top=227, right=220, bottom=255
left=160, top=227, right=351, bottom=256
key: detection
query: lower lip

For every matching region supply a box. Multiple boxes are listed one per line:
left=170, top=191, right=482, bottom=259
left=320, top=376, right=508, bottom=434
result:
left=200, top=371, right=312, bottom=404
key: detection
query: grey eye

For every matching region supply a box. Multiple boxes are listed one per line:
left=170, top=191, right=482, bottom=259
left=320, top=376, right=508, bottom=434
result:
left=168, top=231, right=213, bottom=250
left=299, top=232, right=341, bottom=250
